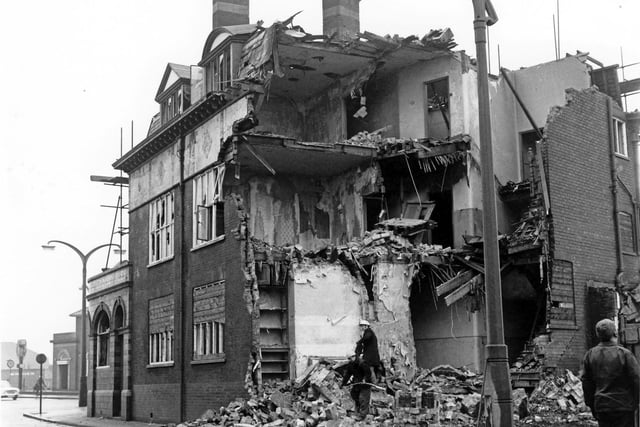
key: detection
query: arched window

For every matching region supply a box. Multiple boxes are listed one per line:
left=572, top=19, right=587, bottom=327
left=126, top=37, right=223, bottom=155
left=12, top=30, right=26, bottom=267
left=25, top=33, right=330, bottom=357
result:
left=114, top=304, right=124, bottom=330
left=95, top=312, right=110, bottom=367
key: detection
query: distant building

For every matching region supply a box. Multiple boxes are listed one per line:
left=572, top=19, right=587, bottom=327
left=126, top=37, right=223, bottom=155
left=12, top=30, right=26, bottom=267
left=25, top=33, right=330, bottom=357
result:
left=1, top=341, right=51, bottom=390
left=50, top=311, right=83, bottom=392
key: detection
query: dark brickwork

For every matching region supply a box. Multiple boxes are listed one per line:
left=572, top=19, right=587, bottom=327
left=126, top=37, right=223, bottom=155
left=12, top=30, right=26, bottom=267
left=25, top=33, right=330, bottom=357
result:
left=128, top=174, right=252, bottom=423
left=543, top=88, right=640, bottom=371
left=129, top=185, right=182, bottom=423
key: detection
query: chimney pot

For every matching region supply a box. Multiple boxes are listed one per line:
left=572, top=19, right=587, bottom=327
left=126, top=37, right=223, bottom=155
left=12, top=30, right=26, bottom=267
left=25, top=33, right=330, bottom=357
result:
left=322, top=0, right=360, bottom=40
left=212, top=0, right=249, bottom=29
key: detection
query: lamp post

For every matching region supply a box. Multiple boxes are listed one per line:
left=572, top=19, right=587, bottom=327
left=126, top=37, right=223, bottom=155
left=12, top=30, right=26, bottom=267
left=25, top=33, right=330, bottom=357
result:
left=42, top=240, right=120, bottom=407
left=471, top=1, right=513, bottom=426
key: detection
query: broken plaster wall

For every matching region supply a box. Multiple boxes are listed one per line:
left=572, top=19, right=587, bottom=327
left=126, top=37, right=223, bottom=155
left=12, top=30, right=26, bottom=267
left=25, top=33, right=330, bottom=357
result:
left=246, top=165, right=380, bottom=250
left=290, top=260, right=418, bottom=380
left=254, top=95, right=305, bottom=141
left=291, top=262, right=362, bottom=377
left=373, top=262, right=417, bottom=379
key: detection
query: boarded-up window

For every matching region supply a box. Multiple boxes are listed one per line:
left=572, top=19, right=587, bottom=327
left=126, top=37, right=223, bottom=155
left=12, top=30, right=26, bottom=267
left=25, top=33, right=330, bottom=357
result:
left=192, top=281, right=225, bottom=360
left=148, top=295, right=174, bottom=364
left=549, top=260, right=576, bottom=327
left=619, top=212, right=636, bottom=253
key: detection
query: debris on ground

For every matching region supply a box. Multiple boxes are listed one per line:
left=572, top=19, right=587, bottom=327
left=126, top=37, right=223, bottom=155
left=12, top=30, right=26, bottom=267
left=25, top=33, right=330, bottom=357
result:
left=174, top=361, right=595, bottom=426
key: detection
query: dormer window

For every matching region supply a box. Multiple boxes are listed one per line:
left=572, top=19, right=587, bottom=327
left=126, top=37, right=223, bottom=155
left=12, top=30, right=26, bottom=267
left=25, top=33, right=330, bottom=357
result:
left=154, top=63, right=192, bottom=127
left=199, top=26, right=256, bottom=96
left=206, top=45, right=231, bottom=93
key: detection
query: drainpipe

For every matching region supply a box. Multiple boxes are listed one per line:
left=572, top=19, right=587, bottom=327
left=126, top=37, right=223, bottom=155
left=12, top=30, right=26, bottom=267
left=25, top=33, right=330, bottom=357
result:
left=607, top=98, right=624, bottom=287
left=178, top=136, right=186, bottom=421
left=471, top=1, right=513, bottom=426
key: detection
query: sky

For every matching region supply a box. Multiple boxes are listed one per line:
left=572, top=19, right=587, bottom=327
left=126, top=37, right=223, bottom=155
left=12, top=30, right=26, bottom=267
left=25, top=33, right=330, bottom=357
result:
left=1, top=0, right=639, bottom=362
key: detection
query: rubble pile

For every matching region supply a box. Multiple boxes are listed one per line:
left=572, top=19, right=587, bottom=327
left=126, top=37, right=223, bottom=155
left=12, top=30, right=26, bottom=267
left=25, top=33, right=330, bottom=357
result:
left=175, top=361, right=487, bottom=427
left=514, top=370, right=596, bottom=426
left=175, top=360, right=597, bottom=427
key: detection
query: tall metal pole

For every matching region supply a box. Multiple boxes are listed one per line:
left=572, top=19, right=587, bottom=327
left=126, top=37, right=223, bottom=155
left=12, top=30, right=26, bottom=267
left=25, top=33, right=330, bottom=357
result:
left=44, top=240, right=119, bottom=407
left=471, top=1, right=513, bottom=426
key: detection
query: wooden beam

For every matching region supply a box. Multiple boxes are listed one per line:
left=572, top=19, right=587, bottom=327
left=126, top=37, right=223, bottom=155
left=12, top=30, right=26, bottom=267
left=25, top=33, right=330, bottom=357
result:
left=436, top=270, right=474, bottom=296
left=445, top=274, right=483, bottom=306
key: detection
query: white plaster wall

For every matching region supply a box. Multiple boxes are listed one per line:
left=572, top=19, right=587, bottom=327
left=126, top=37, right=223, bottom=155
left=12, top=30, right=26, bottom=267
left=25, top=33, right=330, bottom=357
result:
left=184, top=97, right=249, bottom=177
left=291, top=263, right=362, bottom=377
left=129, top=143, right=180, bottom=210
left=510, top=57, right=590, bottom=134
left=397, top=55, right=466, bottom=139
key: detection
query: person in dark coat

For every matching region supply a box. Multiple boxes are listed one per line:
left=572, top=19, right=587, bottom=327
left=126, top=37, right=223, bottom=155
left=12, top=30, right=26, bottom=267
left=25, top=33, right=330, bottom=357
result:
left=342, top=319, right=381, bottom=419
left=355, top=319, right=381, bottom=383
left=581, top=318, right=640, bottom=427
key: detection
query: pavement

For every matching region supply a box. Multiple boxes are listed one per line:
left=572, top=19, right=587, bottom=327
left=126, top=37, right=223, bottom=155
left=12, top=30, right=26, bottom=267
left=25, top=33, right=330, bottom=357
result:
left=23, top=406, right=167, bottom=427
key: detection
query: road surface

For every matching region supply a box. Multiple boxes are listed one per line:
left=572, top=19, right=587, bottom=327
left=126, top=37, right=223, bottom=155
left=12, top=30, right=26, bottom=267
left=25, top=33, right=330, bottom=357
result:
left=0, top=396, right=77, bottom=426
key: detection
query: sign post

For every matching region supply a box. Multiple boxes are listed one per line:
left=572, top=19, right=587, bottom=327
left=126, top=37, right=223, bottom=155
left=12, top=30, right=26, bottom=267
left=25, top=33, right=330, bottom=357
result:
left=16, top=339, right=27, bottom=391
left=36, top=353, right=47, bottom=415
left=6, top=359, right=14, bottom=385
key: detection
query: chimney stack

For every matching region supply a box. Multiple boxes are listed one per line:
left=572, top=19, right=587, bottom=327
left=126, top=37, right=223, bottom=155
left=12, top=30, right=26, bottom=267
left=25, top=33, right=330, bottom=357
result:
left=322, top=0, right=360, bottom=40
left=212, top=0, right=249, bottom=29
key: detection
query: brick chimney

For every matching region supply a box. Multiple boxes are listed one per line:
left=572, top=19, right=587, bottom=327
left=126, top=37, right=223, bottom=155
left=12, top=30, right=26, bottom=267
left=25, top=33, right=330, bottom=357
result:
left=322, top=0, right=360, bottom=40
left=212, top=0, right=249, bottom=29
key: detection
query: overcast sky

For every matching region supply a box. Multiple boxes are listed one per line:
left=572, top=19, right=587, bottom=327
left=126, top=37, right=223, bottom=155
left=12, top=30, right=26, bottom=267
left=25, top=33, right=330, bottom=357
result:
left=1, top=0, right=638, bottom=361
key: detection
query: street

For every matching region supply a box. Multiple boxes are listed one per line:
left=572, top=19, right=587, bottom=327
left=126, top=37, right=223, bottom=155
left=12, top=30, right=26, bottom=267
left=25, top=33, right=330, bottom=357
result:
left=0, top=396, right=78, bottom=426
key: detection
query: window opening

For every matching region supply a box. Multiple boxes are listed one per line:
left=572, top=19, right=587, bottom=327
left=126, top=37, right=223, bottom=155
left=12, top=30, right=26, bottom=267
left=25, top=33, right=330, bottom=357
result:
left=149, top=191, right=174, bottom=263
left=96, top=313, right=110, bottom=367
left=424, top=78, right=450, bottom=139
left=192, top=281, right=225, bottom=360
left=613, top=117, right=628, bottom=157
left=193, top=165, right=225, bottom=246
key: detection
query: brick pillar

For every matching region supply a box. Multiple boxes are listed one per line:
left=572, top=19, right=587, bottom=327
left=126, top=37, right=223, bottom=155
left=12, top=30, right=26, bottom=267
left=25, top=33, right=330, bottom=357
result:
left=322, top=0, right=360, bottom=40
left=212, top=0, right=249, bottom=29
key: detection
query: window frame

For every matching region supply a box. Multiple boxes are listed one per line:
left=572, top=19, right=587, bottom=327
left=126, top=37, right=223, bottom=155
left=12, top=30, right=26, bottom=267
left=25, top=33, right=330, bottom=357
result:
left=192, top=281, right=226, bottom=363
left=192, top=165, right=225, bottom=248
left=96, top=314, right=110, bottom=368
left=613, top=117, right=628, bottom=157
left=619, top=211, right=637, bottom=254
left=149, top=191, right=175, bottom=265
left=205, top=45, right=232, bottom=93
left=148, top=330, right=174, bottom=365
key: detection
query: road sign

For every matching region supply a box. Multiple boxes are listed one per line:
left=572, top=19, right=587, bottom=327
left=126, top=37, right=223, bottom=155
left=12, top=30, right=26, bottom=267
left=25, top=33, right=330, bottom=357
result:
left=16, top=339, right=27, bottom=358
left=6, top=359, right=14, bottom=369
left=36, top=354, right=47, bottom=364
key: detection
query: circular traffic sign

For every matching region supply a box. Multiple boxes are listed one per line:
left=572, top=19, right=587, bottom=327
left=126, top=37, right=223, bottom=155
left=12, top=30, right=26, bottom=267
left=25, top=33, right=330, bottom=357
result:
left=36, top=354, right=47, bottom=364
left=6, top=359, right=14, bottom=369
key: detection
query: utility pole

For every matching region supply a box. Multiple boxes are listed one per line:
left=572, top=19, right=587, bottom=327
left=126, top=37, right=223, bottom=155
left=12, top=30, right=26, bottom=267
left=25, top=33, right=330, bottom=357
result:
left=471, top=1, right=513, bottom=426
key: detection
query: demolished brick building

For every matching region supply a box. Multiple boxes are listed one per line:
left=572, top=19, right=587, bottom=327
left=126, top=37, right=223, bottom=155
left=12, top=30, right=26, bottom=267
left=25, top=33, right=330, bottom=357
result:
left=84, top=0, right=640, bottom=423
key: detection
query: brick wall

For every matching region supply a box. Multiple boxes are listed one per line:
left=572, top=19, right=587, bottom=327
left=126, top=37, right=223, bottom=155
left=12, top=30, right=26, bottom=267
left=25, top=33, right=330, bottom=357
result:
left=128, top=175, right=252, bottom=423
left=181, top=180, right=251, bottom=420
left=543, top=88, right=620, bottom=371
left=129, top=185, right=182, bottom=423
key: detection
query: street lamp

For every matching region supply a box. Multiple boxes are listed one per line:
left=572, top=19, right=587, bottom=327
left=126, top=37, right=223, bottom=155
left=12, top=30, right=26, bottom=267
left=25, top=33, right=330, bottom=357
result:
left=41, top=240, right=120, bottom=407
left=471, top=1, right=513, bottom=426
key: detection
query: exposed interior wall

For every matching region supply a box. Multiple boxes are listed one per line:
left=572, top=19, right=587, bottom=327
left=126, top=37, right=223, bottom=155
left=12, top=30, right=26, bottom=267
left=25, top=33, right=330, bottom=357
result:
left=410, top=278, right=485, bottom=372
left=510, top=57, right=591, bottom=135
left=349, top=73, right=399, bottom=138
left=490, top=75, right=520, bottom=183
left=291, top=262, right=362, bottom=377
left=244, top=165, right=381, bottom=250
left=303, top=84, right=346, bottom=143
left=372, top=262, right=417, bottom=379
left=254, top=95, right=305, bottom=140
left=500, top=269, right=539, bottom=362
left=397, top=55, right=467, bottom=139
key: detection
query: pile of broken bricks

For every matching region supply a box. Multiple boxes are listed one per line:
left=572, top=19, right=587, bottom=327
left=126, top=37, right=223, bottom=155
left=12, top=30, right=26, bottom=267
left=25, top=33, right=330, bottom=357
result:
left=174, top=360, right=595, bottom=426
